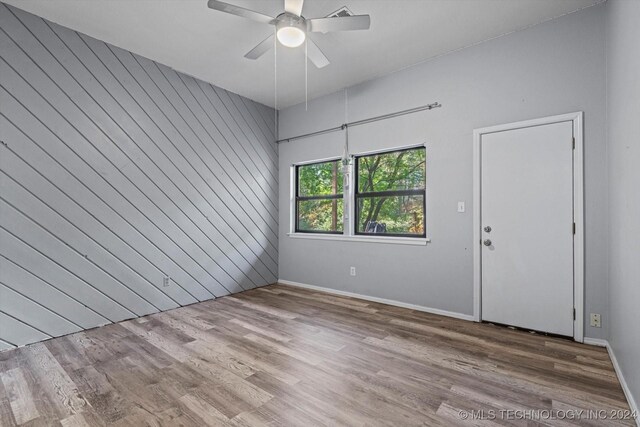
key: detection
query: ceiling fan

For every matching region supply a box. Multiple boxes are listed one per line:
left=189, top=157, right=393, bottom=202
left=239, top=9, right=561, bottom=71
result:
left=208, top=0, right=371, bottom=68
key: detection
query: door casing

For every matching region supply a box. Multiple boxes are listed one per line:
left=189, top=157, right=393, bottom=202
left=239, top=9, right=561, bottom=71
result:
left=472, top=112, right=584, bottom=342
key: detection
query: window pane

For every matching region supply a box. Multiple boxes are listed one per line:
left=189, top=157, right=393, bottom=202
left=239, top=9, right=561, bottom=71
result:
left=357, top=148, right=425, bottom=193
left=297, top=199, right=344, bottom=232
left=357, top=195, right=424, bottom=236
left=298, top=161, right=343, bottom=196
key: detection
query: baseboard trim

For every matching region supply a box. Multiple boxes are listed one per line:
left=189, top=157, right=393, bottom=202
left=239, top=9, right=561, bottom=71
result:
left=584, top=338, right=639, bottom=425
left=277, top=279, right=475, bottom=322
left=583, top=337, right=608, bottom=347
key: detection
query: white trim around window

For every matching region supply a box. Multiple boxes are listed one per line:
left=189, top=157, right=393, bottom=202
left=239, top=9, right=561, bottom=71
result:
left=289, top=143, right=430, bottom=244
left=287, top=233, right=431, bottom=245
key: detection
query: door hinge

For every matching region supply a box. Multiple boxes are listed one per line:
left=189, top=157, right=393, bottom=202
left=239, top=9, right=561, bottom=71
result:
left=573, top=222, right=576, bottom=234
left=572, top=137, right=575, bottom=149
left=573, top=308, right=576, bottom=320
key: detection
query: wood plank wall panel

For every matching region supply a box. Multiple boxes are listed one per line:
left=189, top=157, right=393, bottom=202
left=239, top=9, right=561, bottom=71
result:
left=0, top=3, right=278, bottom=351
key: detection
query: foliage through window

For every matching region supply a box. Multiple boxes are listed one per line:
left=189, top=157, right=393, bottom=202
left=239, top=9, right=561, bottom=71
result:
left=355, top=147, right=426, bottom=237
left=296, top=160, right=343, bottom=233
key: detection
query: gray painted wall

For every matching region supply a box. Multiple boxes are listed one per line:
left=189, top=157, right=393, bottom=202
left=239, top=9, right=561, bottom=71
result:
left=606, top=0, right=640, bottom=411
left=278, top=4, right=608, bottom=339
left=0, top=3, right=277, bottom=351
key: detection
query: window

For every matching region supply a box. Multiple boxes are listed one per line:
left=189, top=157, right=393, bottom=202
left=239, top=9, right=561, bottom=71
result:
left=355, top=147, right=426, bottom=237
left=292, top=145, right=427, bottom=240
left=295, top=159, right=344, bottom=233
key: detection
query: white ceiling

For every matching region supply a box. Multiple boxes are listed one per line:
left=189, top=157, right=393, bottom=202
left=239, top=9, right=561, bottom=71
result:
left=3, top=0, right=602, bottom=108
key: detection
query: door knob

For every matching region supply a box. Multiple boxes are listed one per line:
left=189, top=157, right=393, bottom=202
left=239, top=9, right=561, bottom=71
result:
left=483, top=239, right=492, bottom=246
left=484, top=226, right=492, bottom=232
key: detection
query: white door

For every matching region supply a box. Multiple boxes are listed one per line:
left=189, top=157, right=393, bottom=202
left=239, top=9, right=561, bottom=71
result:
left=481, top=121, right=574, bottom=336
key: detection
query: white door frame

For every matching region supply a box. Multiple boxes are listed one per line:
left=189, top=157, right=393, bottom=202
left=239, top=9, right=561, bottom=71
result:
left=473, top=112, right=584, bottom=342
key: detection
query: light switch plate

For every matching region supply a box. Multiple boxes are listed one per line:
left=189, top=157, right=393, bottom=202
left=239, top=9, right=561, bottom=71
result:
left=457, top=202, right=465, bottom=213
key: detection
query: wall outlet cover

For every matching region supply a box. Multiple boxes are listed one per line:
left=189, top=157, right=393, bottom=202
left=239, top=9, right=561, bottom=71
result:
left=590, top=313, right=601, bottom=328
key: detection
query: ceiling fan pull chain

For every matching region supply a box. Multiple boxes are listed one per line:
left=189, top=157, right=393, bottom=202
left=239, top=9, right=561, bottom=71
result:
left=344, top=88, right=348, bottom=123
left=305, top=38, right=308, bottom=111
left=342, top=88, right=350, bottom=225
left=274, top=28, right=278, bottom=111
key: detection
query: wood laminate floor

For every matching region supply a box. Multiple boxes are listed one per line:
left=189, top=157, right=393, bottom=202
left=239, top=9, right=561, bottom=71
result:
left=0, top=284, right=634, bottom=426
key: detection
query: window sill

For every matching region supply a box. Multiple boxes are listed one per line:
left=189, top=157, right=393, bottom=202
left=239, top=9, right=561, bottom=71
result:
left=287, top=233, right=430, bottom=246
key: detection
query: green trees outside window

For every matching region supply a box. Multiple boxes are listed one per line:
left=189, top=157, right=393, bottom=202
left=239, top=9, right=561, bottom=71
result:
left=295, top=146, right=426, bottom=237
left=355, top=147, right=426, bottom=237
left=296, top=160, right=343, bottom=233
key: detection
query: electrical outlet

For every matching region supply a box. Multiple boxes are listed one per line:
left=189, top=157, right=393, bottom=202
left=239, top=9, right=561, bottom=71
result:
left=590, top=313, right=601, bottom=328
left=163, top=276, right=171, bottom=287
left=350, top=267, right=356, bottom=276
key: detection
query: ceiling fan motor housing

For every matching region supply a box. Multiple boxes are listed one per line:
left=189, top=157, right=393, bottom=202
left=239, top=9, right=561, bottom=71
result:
left=276, top=12, right=307, bottom=47
left=277, top=13, right=307, bottom=31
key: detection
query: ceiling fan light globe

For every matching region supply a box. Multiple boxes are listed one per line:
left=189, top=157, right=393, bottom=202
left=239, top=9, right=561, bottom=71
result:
left=277, top=26, right=305, bottom=48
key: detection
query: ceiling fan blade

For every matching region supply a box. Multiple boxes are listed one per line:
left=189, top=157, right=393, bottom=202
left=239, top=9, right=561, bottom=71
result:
left=306, top=39, right=330, bottom=69
left=244, top=33, right=275, bottom=60
left=284, top=0, right=304, bottom=17
left=308, top=15, right=371, bottom=33
left=208, top=0, right=275, bottom=25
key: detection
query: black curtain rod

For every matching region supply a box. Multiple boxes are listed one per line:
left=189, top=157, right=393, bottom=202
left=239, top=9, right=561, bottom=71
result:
left=276, top=102, right=442, bottom=144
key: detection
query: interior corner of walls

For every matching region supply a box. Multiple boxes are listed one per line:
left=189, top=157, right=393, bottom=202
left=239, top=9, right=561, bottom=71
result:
left=607, top=342, right=640, bottom=424
left=582, top=338, right=638, bottom=422
left=604, top=0, right=640, bottom=422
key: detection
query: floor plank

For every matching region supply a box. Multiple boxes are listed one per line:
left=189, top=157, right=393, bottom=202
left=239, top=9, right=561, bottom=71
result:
left=0, top=284, right=634, bottom=426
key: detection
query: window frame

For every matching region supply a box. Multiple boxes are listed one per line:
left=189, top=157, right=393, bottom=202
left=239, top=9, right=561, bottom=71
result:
left=294, top=158, right=344, bottom=235
left=354, top=146, right=427, bottom=238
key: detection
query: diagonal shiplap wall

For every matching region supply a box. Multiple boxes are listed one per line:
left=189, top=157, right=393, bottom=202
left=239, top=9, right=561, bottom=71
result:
left=0, top=3, right=278, bottom=351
